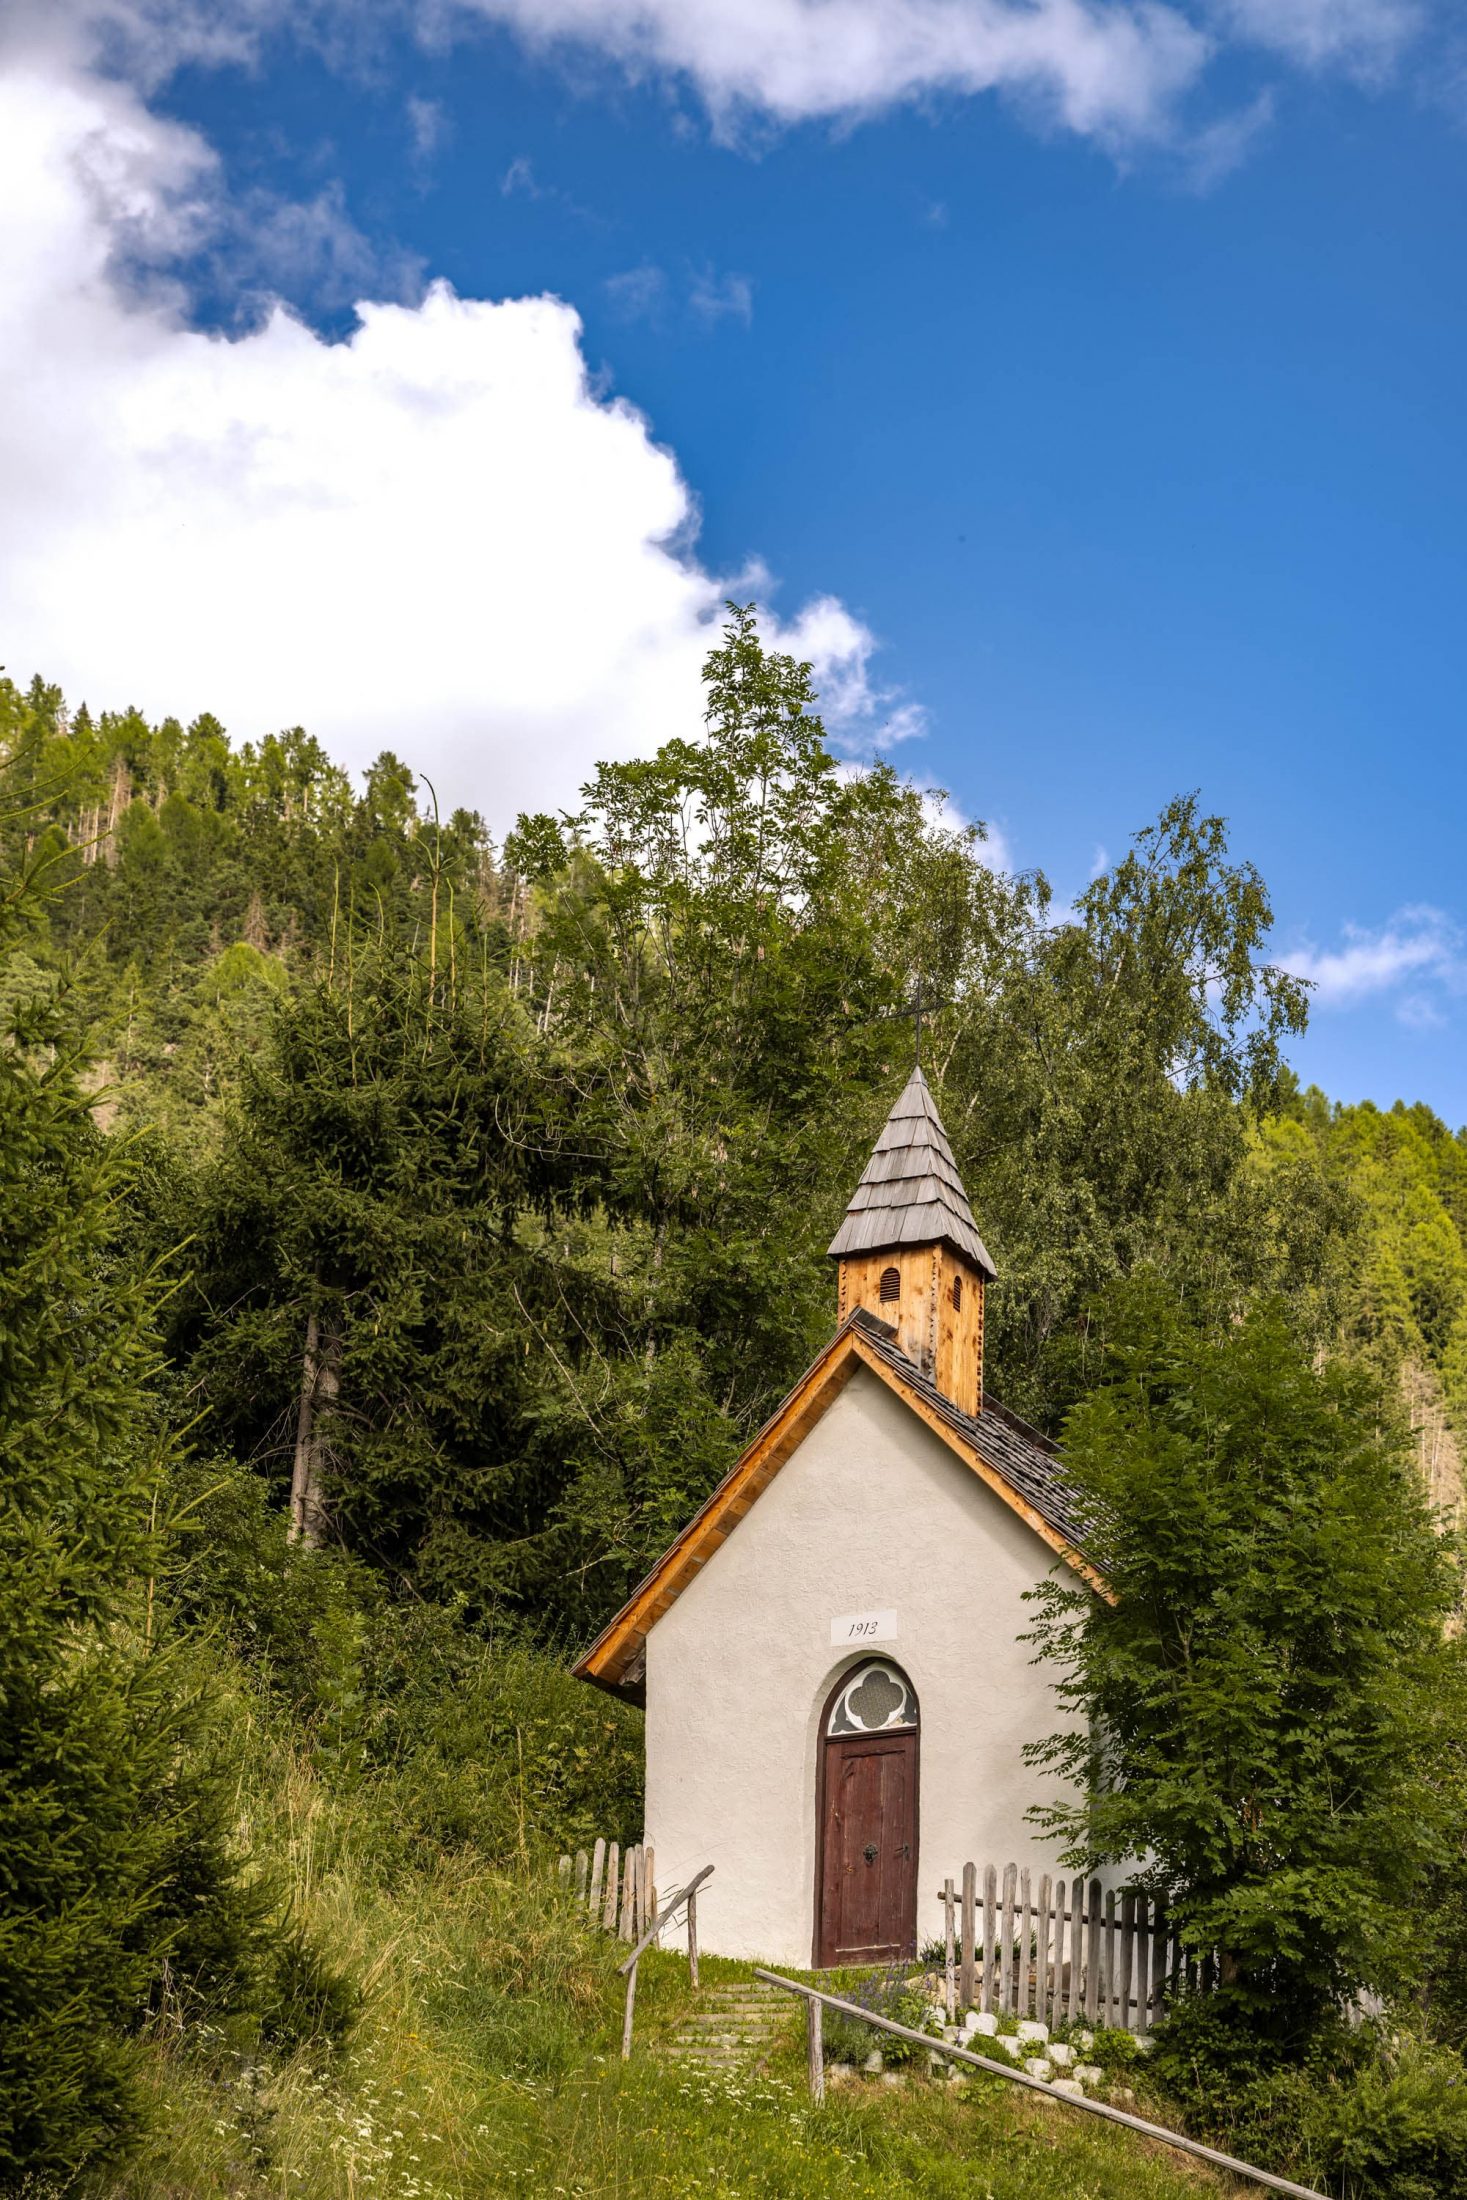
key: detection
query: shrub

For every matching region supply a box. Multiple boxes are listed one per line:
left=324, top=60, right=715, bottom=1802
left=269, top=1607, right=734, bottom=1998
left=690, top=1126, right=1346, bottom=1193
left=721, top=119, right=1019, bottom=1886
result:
left=822, top=1969, right=944, bottom=2068
left=1150, top=1999, right=1467, bottom=2200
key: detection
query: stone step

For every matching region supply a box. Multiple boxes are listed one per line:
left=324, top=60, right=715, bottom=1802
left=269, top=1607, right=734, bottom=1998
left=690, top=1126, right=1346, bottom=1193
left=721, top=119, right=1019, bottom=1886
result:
left=698, top=1989, right=786, bottom=2004
left=657, top=1981, right=797, bottom=2071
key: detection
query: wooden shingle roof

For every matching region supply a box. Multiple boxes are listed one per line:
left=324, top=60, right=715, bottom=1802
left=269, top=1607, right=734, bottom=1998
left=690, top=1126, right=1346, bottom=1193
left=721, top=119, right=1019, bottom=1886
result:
left=827, top=1066, right=996, bottom=1278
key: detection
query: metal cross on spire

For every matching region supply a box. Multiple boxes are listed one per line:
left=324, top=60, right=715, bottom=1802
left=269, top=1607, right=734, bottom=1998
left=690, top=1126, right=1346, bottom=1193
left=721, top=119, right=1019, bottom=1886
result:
left=855, top=973, right=947, bottom=1065
left=900, top=974, right=944, bottom=1067
left=910, top=975, right=930, bottom=1067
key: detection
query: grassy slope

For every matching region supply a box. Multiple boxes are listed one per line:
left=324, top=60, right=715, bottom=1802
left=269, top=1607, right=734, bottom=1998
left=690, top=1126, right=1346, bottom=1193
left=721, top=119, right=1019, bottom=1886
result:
left=108, top=1747, right=1244, bottom=2200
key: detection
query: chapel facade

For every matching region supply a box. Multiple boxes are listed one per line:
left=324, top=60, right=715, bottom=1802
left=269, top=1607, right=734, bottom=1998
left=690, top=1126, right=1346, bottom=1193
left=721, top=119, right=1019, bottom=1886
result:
left=574, top=1066, right=1094, bottom=1968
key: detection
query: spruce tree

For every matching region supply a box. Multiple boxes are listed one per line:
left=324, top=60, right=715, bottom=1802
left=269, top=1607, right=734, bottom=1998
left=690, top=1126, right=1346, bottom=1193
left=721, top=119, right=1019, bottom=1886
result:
left=0, top=832, right=255, bottom=2178
left=1028, top=1282, right=1456, bottom=2048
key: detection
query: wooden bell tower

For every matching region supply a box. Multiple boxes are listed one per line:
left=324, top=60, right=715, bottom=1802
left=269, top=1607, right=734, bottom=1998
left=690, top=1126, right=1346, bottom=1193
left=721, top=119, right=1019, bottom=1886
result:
left=829, top=1067, right=995, bottom=1418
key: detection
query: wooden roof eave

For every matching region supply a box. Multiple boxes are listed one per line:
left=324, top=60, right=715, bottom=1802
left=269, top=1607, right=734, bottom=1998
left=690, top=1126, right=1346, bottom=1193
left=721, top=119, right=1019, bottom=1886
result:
left=572, top=1326, right=868, bottom=1699
left=572, top=1324, right=1109, bottom=1701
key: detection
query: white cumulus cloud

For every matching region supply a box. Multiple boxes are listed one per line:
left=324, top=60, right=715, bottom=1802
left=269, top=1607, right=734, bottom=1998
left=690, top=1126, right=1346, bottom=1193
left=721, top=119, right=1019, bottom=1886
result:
left=1280, top=908, right=1466, bottom=1018
left=0, top=47, right=912, bottom=825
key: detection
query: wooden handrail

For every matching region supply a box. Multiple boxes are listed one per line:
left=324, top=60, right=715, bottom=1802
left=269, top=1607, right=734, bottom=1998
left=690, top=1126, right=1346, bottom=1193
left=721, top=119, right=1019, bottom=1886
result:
left=617, top=1864, right=715, bottom=1976
left=617, top=1863, right=714, bottom=2059
left=753, top=1968, right=1330, bottom=2200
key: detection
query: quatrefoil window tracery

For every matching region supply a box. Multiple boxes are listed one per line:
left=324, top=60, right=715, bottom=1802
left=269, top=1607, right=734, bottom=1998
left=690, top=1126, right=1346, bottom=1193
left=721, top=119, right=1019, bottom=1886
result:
left=827, top=1660, right=917, bottom=1737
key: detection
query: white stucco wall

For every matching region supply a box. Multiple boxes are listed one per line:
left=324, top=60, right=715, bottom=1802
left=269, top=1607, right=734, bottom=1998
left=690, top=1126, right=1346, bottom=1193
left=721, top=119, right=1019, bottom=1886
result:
left=642, top=1366, right=1091, bottom=1966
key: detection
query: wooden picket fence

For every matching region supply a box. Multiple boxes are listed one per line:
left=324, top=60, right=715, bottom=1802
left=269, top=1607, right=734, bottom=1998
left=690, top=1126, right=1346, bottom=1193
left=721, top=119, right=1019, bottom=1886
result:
left=940, top=1862, right=1214, bottom=2037
left=557, top=1838, right=659, bottom=1942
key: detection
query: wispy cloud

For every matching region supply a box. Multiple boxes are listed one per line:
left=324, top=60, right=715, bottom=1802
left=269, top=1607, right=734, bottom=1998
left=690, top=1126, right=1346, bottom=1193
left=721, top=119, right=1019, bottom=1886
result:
left=603, top=262, right=667, bottom=319
left=406, top=93, right=447, bottom=165
left=1280, top=907, right=1467, bottom=1021
left=604, top=261, right=752, bottom=330
left=14, top=0, right=1441, bottom=182
left=498, top=153, right=599, bottom=221
left=1182, top=87, right=1275, bottom=191
left=1208, top=0, right=1421, bottom=78
left=688, top=266, right=752, bottom=326
left=500, top=153, right=540, bottom=197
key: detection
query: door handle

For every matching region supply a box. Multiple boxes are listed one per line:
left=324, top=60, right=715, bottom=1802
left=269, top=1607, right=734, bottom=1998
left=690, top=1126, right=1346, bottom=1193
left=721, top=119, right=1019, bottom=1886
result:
left=863, top=1843, right=879, bottom=1864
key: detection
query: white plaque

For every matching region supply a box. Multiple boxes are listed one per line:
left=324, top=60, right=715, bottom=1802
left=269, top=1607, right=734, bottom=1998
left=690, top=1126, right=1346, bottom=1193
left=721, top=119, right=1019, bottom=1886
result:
left=830, top=1608, right=897, bottom=1648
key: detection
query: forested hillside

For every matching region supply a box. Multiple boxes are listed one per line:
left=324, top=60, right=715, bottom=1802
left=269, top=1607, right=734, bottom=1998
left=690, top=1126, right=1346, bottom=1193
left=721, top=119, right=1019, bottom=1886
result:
left=1271, top=1090, right=1467, bottom=1513
left=14, top=607, right=1455, bottom=1634
left=7, top=613, right=1467, bottom=2195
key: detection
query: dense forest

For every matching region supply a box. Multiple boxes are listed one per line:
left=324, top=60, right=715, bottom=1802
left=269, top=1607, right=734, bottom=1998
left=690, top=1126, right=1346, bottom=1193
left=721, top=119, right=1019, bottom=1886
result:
left=8, top=610, right=1466, bottom=1624
left=7, top=610, right=1467, bottom=2196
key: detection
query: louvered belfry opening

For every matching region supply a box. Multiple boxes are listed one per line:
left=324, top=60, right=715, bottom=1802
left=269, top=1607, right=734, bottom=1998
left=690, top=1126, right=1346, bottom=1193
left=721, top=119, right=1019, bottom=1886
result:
left=829, top=1066, right=996, bottom=1417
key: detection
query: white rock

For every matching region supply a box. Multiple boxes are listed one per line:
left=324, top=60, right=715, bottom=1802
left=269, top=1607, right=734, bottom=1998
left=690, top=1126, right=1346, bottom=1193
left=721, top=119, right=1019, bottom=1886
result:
left=967, top=2010, right=998, bottom=2035
left=861, top=2049, right=883, bottom=2074
left=1023, top=2057, right=1054, bottom=2081
left=1048, top=2043, right=1074, bottom=2069
left=1052, top=2077, right=1086, bottom=2098
left=1074, top=2064, right=1105, bottom=2086
left=1016, top=2020, right=1050, bottom=2043
left=881, top=2070, right=905, bottom=2088
left=1077, top=2029, right=1094, bottom=2051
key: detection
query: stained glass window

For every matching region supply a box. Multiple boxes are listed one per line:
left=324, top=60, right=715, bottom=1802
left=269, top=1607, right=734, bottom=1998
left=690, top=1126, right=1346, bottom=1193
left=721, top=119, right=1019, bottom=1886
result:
left=827, top=1660, right=917, bottom=1736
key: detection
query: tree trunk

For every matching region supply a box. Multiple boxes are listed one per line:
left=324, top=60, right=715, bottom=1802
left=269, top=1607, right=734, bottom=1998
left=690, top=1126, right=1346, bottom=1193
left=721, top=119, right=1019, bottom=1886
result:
left=288, top=1303, right=342, bottom=1547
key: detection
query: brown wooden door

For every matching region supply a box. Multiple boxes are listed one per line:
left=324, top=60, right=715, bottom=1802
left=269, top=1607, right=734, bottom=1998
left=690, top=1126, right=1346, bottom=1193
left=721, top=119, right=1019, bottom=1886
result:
left=816, top=1728, right=918, bottom=1967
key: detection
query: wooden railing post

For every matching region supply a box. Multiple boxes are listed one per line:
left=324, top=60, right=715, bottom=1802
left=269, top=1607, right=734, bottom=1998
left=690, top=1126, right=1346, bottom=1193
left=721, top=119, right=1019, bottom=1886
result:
left=1018, top=1868, right=1033, bottom=2018
left=806, top=1993, right=824, bottom=2103
left=687, top=1886, right=700, bottom=1990
left=982, top=1864, right=998, bottom=2012
left=942, top=1878, right=956, bottom=2019
left=959, top=1861, right=977, bottom=2009
left=1035, top=1874, right=1053, bottom=2025
left=615, top=1863, right=714, bottom=2059
left=998, top=1863, right=1017, bottom=2014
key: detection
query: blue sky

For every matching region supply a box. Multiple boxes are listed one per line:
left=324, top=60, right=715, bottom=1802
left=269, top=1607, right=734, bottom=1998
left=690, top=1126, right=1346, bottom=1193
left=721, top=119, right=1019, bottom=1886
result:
left=2, top=0, right=1465, bottom=1116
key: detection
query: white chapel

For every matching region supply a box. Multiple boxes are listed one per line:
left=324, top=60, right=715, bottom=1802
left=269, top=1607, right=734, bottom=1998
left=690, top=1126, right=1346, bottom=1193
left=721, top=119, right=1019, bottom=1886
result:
left=575, top=1066, right=1097, bottom=1969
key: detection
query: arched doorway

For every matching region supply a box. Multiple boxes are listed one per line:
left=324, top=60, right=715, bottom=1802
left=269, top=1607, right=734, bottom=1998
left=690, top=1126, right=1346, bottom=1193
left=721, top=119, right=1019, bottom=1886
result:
left=814, top=1660, right=919, bottom=1968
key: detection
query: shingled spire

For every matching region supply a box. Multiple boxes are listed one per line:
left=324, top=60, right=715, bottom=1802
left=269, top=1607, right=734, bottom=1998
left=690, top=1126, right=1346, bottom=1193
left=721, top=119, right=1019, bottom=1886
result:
left=829, top=1066, right=994, bottom=1415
